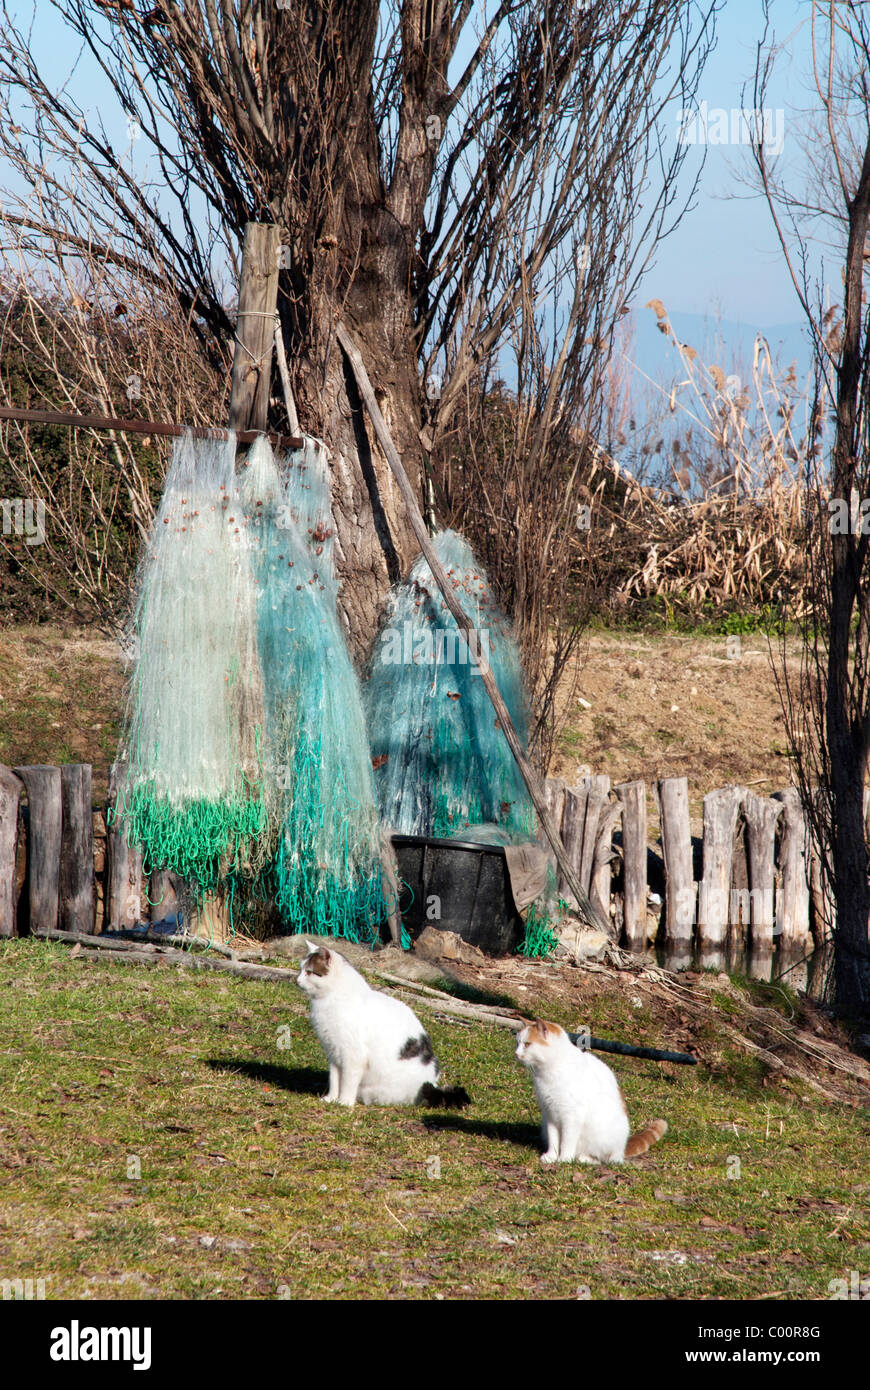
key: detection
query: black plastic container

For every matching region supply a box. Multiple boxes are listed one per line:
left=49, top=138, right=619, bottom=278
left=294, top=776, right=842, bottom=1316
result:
left=390, top=834, right=525, bottom=955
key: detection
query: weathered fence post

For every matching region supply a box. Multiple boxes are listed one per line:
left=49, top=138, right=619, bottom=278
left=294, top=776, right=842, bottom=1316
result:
left=656, top=776, right=694, bottom=946
left=60, top=764, right=94, bottom=935
left=543, top=778, right=567, bottom=876
left=615, top=780, right=647, bottom=951
left=579, top=775, right=609, bottom=893
left=742, top=791, right=781, bottom=952
left=698, top=785, right=743, bottom=950
left=559, top=784, right=587, bottom=903
left=106, top=764, right=144, bottom=931
left=0, top=766, right=22, bottom=937
left=773, top=786, right=811, bottom=950
left=14, top=765, right=62, bottom=934
left=585, top=776, right=616, bottom=922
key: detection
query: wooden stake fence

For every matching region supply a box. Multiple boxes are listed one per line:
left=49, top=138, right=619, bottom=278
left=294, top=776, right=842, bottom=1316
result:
left=0, top=760, right=833, bottom=956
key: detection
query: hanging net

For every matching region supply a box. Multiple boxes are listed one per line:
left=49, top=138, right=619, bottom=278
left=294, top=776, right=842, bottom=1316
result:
left=114, top=432, right=267, bottom=894
left=240, top=436, right=387, bottom=941
left=365, top=529, right=536, bottom=842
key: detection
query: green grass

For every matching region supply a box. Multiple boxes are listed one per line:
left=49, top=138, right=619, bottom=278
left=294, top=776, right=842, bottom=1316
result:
left=0, top=940, right=868, bottom=1300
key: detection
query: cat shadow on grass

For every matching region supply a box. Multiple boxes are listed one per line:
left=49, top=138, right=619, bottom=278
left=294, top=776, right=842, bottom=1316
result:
left=206, top=1058, right=538, bottom=1150
left=421, top=1113, right=540, bottom=1150
left=206, top=1057, right=327, bottom=1095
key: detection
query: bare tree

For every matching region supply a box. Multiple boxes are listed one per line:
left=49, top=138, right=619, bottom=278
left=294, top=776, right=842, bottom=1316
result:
left=754, top=0, right=870, bottom=1019
left=0, top=1, right=715, bottom=686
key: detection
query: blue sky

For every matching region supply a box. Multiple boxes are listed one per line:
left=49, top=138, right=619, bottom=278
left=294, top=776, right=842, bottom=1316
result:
left=637, top=0, right=817, bottom=328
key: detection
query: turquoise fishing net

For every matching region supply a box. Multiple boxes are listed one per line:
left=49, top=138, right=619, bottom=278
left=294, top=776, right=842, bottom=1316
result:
left=240, top=437, right=387, bottom=942
left=365, top=529, right=536, bottom=841
left=114, top=433, right=267, bottom=894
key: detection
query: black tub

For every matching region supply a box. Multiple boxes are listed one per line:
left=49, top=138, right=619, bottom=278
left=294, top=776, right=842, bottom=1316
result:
left=390, top=834, right=525, bottom=955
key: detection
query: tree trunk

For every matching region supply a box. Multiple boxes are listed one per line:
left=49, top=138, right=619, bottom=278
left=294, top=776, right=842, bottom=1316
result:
left=281, top=251, right=424, bottom=665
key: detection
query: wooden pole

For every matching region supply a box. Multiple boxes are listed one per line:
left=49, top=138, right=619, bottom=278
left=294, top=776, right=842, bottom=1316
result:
left=229, top=223, right=281, bottom=435
left=335, top=322, right=610, bottom=935
left=0, top=766, right=22, bottom=937
left=0, top=404, right=300, bottom=450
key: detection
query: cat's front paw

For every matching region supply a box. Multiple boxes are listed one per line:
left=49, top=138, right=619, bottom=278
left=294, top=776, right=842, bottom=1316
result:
left=540, top=1150, right=559, bottom=1165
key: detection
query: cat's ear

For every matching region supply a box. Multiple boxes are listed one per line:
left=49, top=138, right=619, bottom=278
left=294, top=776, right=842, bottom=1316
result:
left=305, top=939, right=319, bottom=954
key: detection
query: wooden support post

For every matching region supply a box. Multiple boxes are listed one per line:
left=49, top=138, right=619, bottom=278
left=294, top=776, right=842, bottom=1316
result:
left=336, top=321, right=611, bottom=936
left=229, top=223, right=281, bottom=436
left=0, top=766, right=22, bottom=937
left=615, top=780, right=647, bottom=951
left=15, top=765, right=62, bottom=934
left=106, top=764, right=144, bottom=931
left=742, top=791, right=781, bottom=952
left=773, top=786, right=811, bottom=951
left=656, top=777, right=694, bottom=946
left=698, top=785, right=743, bottom=950
left=60, top=764, right=94, bottom=935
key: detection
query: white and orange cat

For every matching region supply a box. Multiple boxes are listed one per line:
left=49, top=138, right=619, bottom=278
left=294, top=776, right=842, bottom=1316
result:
left=296, top=941, right=470, bottom=1109
left=516, top=1020, right=667, bottom=1164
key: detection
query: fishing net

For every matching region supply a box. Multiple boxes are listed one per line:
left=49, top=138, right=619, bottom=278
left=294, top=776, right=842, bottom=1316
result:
left=240, top=436, right=387, bottom=942
left=114, top=432, right=267, bottom=895
left=365, top=529, right=536, bottom=842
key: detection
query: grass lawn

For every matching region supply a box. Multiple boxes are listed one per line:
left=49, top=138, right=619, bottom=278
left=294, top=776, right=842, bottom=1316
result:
left=1, top=939, right=868, bottom=1300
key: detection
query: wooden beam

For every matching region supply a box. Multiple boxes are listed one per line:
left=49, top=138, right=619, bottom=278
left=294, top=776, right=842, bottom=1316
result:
left=0, top=405, right=300, bottom=451
left=336, top=321, right=610, bottom=935
left=229, top=223, right=281, bottom=435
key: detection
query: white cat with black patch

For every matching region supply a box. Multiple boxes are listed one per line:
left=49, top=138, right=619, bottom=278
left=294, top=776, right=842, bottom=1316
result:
left=296, top=941, right=470, bottom=1108
left=515, top=1019, right=667, bottom=1164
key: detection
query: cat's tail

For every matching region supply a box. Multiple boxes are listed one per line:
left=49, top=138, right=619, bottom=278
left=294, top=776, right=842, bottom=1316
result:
left=625, top=1118, right=667, bottom=1158
left=417, top=1082, right=472, bottom=1110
